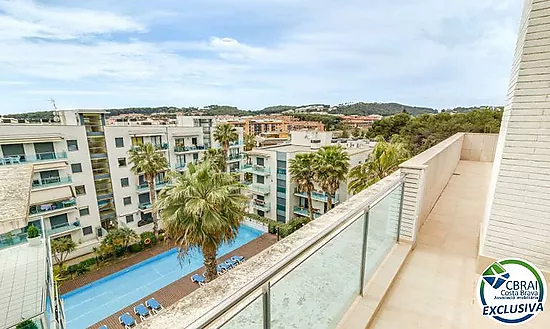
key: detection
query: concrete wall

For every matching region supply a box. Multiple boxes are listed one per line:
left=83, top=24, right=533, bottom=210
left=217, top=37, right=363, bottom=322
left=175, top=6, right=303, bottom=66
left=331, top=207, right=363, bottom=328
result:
left=461, top=133, right=499, bottom=162
left=481, top=0, right=550, bottom=272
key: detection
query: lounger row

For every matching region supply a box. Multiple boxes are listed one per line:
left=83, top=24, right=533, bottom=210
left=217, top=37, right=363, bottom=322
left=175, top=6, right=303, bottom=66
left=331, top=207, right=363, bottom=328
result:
left=191, top=255, right=245, bottom=286
left=98, top=298, right=163, bottom=329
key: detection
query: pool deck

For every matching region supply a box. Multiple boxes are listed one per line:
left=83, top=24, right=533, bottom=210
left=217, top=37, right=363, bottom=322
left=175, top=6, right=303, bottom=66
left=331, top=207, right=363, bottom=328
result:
left=60, top=233, right=277, bottom=329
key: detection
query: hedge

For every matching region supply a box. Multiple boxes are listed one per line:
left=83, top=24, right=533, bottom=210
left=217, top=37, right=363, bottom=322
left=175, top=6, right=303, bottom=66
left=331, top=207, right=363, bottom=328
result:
left=246, top=213, right=309, bottom=238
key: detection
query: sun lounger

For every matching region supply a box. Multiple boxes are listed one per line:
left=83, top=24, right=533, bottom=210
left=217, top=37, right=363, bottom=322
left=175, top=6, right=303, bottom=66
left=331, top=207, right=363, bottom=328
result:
left=145, top=298, right=163, bottom=314
left=134, top=304, right=150, bottom=321
left=231, top=255, right=245, bottom=264
left=191, top=273, right=206, bottom=286
left=119, top=313, right=136, bottom=328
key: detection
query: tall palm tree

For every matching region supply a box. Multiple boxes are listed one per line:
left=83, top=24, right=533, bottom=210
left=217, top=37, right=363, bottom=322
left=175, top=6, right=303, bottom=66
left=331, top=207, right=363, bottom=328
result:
left=348, top=136, right=410, bottom=194
left=129, top=143, right=168, bottom=235
left=155, top=162, right=248, bottom=282
left=289, top=153, right=316, bottom=222
left=204, top=148, right=226, bottom=172
left=312, top=145, right=350, bottom=210
left=243, top=133, right=255, bottom=151
left=213, top=123, right=238, bottom=171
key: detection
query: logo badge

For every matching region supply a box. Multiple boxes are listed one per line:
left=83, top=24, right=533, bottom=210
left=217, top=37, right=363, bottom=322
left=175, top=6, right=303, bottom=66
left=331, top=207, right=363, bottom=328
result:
left=477, top=258, right=546, bottom=325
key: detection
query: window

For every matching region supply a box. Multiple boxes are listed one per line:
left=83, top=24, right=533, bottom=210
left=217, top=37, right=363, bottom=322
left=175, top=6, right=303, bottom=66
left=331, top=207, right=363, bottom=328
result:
left=121, top=177, right=129, bottom=187
left=67, top=140, right=78, bottom=151
left=257, top=210, right=265, bottom=217
left=75, top=185, right=86, bottom=195
left=126, top=214, right=134, bottom=223
left=79, top=207, right=90, bottom=216
left=115, top=137, right=124, bottom=148
left=82, top=226, right=93, bottom=236
left=277, top=204, right=286, bottom=211
left=118, top=158, right=127, bottom=167
left=256, top=175, right=265, bottom=184
left=192, top=137, right=198, bottom=145
left=257, top=157, right=265, bottom=166
left=123, top=196, right=132, bottom=205
left=277, top=160, right=286, bottom=168
left=71, top=163, right=82, bottom=173
left=277, top=197, right=285, bottom=205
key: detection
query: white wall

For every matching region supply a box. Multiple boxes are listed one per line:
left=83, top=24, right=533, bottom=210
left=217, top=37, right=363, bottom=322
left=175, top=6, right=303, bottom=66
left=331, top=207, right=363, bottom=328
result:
left=481, top=0, right=550, bottom=272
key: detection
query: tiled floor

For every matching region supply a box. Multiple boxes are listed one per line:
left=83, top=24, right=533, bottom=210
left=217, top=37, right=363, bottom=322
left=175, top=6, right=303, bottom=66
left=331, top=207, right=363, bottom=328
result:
left=59, top=233, right=277, bottom=329
left=369, top=161, right=550, bottom=328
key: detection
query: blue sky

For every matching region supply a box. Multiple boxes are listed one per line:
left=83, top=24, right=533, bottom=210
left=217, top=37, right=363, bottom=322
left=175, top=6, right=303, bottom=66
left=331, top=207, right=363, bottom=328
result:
left=0, top=0, right=522, bottom=114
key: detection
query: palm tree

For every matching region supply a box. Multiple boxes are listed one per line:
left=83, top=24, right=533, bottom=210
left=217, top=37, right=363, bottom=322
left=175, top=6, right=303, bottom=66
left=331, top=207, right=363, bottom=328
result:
left=129, top=143, right=168, bottom=235
left=204, top=148, right=226, bottom=173
left=213, top=123, right=238, bottom=171
left=289, top=153, right=316, bottom=222
left=348, top=136, right=410, bottom=194
left=155, top=162, right=249, bottom=282
left=51, top=237, right=76, bottom=270
left=243, top=133, right=255, bottom=151
left=112, top=227, right=138, bottom=252
left=312, top=145, right=350, bottom=210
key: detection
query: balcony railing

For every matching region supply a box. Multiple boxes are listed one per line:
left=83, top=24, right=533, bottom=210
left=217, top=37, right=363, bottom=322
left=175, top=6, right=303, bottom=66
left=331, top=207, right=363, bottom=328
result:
left=294, top=189, right=339, bottom=204
left=176, top=163, right=187, bottom=171
left=252, top=199, right=271, bottom=212
left=155, top=143, right=169, bottom=150
left=31, top=175, right=72, bottom=189
left=174, top=145, right=205, bottom=152
left=243, top=181, right=271, bottom=195
left=0, top=152, right=68, bottom=166
left=46, top=221, right=80, bottom=237
left=29, top=198, right=77, bottom=215
left=228, top=153, right=245, bottom=161
left=241, top=164, right=271, bottom=176
left=166, top=174, right=405, bottom=328
left=293, top=206, right=322, bottom=219
left=229, top=141, right=243, bottom=147
left=138, top=202, right=152, bottom=210
left=0, top=231, right=28, bottom=251
left=136, top=181, right=168, bottom=192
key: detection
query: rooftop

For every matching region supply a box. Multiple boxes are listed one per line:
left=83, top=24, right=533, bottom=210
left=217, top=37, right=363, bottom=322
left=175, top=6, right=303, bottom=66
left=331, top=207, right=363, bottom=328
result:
left=0, top=165, right=33, bottom=234
left=0, top=242, right=46, bottom=329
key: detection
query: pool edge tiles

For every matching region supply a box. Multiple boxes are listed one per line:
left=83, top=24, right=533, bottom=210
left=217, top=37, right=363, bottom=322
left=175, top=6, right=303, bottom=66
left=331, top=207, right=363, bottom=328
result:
left=61, top=224, right=263, bottom=329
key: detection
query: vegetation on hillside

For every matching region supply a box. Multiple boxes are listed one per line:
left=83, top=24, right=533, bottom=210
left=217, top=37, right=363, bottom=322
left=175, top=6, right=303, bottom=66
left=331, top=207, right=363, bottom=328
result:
left=292, top=113, right=342, bottom=130
left=332, top=102, right=436, bottom=116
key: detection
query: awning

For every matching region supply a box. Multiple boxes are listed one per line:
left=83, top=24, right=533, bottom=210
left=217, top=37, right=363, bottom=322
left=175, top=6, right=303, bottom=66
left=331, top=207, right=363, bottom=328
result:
left=129, top=129, right=167, bottom=137
left=0, top=134, right=63, bottom=144
left=0, top=165, right=33, bottom=234
left=33, top=161, right=68, bottom=172
left=30, top=185, right=74, bottom=205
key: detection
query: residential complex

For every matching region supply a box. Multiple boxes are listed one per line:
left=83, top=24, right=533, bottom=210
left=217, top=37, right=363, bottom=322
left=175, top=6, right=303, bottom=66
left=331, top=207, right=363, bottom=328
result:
left=340, top=115, right=383, bottom=129
left=0, top=110, right=244, bottom=259
left=244, top=131, right=372, bottom=223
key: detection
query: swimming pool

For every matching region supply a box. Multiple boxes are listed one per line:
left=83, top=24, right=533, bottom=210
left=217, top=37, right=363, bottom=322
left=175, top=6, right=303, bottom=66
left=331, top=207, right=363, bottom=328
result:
left=62, top=225, right=263, bottom=329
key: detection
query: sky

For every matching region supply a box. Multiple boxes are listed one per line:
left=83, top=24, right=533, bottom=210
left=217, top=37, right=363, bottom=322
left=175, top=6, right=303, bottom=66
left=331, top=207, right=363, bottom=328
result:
left=0, top=0, right=523, bottom=114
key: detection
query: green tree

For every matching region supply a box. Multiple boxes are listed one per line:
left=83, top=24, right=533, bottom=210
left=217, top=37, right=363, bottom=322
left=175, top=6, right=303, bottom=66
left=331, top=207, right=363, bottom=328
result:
left=129, top=143, right=168, bottom=235
left=50, top=237, right=76, bottom=269
left=213, top=123, right=239, bottom=171
left=348, top=136, right=410, bottom=194
left=155, top=162, right=249, bottom=282
left=364, top=113, right=411, bottom=140
left=204, top=148, right=226, bottom=172
left=312, top=145, right=350, bottom=210
left=289, top=153, right=316, bottom=222
left=243, top=133, right=255, bottom=151
left=111, top=227, right=139, bottom=252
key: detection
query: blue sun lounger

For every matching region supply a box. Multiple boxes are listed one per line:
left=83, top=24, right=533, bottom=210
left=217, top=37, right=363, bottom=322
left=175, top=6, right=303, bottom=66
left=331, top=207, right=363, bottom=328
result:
left=146, top=298, right=163, bottom=314
left=218, top=263, right=229, bottom=274
left=231, top=255, right=245, bottom=264
left=224, top=258, right=237, bottom=268
left=191, top=273, right=206, bottom=286
left=98, top=325, right=108, bottom=329
left=119, top=313, right=136, bottom=328
left=134, top=304, right=150, bottom=320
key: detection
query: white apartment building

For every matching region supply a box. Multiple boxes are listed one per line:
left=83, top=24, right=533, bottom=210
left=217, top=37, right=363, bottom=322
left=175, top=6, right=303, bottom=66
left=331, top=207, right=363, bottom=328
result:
left=0, top=110, right=244, bottom=259
left=244, top=131, right=372, bottom=223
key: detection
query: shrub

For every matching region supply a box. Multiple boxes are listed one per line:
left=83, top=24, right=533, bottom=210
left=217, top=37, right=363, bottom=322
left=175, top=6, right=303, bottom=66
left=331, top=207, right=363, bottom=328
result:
left=16, top=320, right=38, bottom=329
left=158, top=233, right=165, bottom=242
left=129, top=243, right=142, bottom=253
left=66, top=262, right=89, bottom=276
left=27, top=225, right=39, bottom=238
left=140, top=231, right=157, bottom=247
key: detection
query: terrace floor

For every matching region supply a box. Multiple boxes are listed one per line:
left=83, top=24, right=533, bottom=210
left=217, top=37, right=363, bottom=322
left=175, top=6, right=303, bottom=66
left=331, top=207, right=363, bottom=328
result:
left=368, top=161, right=550, bottom=328
left=60, top=233, right=277, bottom=329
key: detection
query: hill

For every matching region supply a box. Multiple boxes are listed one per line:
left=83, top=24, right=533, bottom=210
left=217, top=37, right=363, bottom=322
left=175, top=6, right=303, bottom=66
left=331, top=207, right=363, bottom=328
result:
left=331, top=102, right=436, bottom=116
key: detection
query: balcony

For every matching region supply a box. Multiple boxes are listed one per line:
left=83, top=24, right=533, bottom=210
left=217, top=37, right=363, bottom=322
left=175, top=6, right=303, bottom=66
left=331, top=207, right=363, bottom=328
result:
left=138, top=202, right=152, bottom=211
left=174, top=145, right=205, bottom=153
left=136, top=181, right=169, bottom=192
left=243, top=181, right=270, bottom=195
left=292, top=206, right=321, bottom=219
left=99, top=211, right=116, bottom=221
left=294, top=189, right=339, bottom=204
left=141, top=133, right=524, bottom=329
left=175, top=163, right=187, bottom=171
left=229, top=141, right=243, bottom=148
left=0, top=152, right=68, bottom=166
left=86, top=130, right=104, bottom=136
left=228, top=153, right=245, bottom=162
left=155, top=143, right=169, bottom=150
left=241, top=164, right=271, bottom=176
left=31, top=175, right=72, bottom=189
left=251, top=199, right=271, bottom=212
left=46, top=221, right=81, bottom=237
left=0, top=231, right=28, bottom=251
left=29, top=198, right=77, bottom=216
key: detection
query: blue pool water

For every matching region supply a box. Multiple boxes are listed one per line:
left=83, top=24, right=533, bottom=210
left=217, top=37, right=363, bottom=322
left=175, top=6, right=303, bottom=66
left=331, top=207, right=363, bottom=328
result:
left=62, top=225, right=263, bottom=329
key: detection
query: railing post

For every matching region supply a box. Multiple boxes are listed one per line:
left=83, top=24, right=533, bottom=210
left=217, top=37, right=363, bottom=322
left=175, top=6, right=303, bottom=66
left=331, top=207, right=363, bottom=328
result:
left=262, top=282, right=271, bottom=329
left=359, top=209, right=370, bottom=296
left=397, top=181, right=405, bottom=243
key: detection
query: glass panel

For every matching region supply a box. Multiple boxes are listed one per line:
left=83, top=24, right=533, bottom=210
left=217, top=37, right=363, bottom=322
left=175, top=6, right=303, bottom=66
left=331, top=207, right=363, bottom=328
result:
left=221, top=295, right=263, bottom=329
left=270, top=213, right=364, bottom=328
left=364, top=183, right=402, bottom=282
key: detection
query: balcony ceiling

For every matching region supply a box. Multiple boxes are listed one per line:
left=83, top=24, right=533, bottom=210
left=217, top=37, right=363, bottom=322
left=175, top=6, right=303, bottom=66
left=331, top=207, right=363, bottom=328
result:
left=30, top=185, right=74, bottom=205
left=0, top=165, right=33, bottom=234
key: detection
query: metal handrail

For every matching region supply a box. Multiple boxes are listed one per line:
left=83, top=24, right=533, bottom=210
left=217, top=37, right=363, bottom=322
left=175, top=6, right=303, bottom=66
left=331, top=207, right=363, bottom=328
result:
left=187, top=175, right=405, bottom=328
